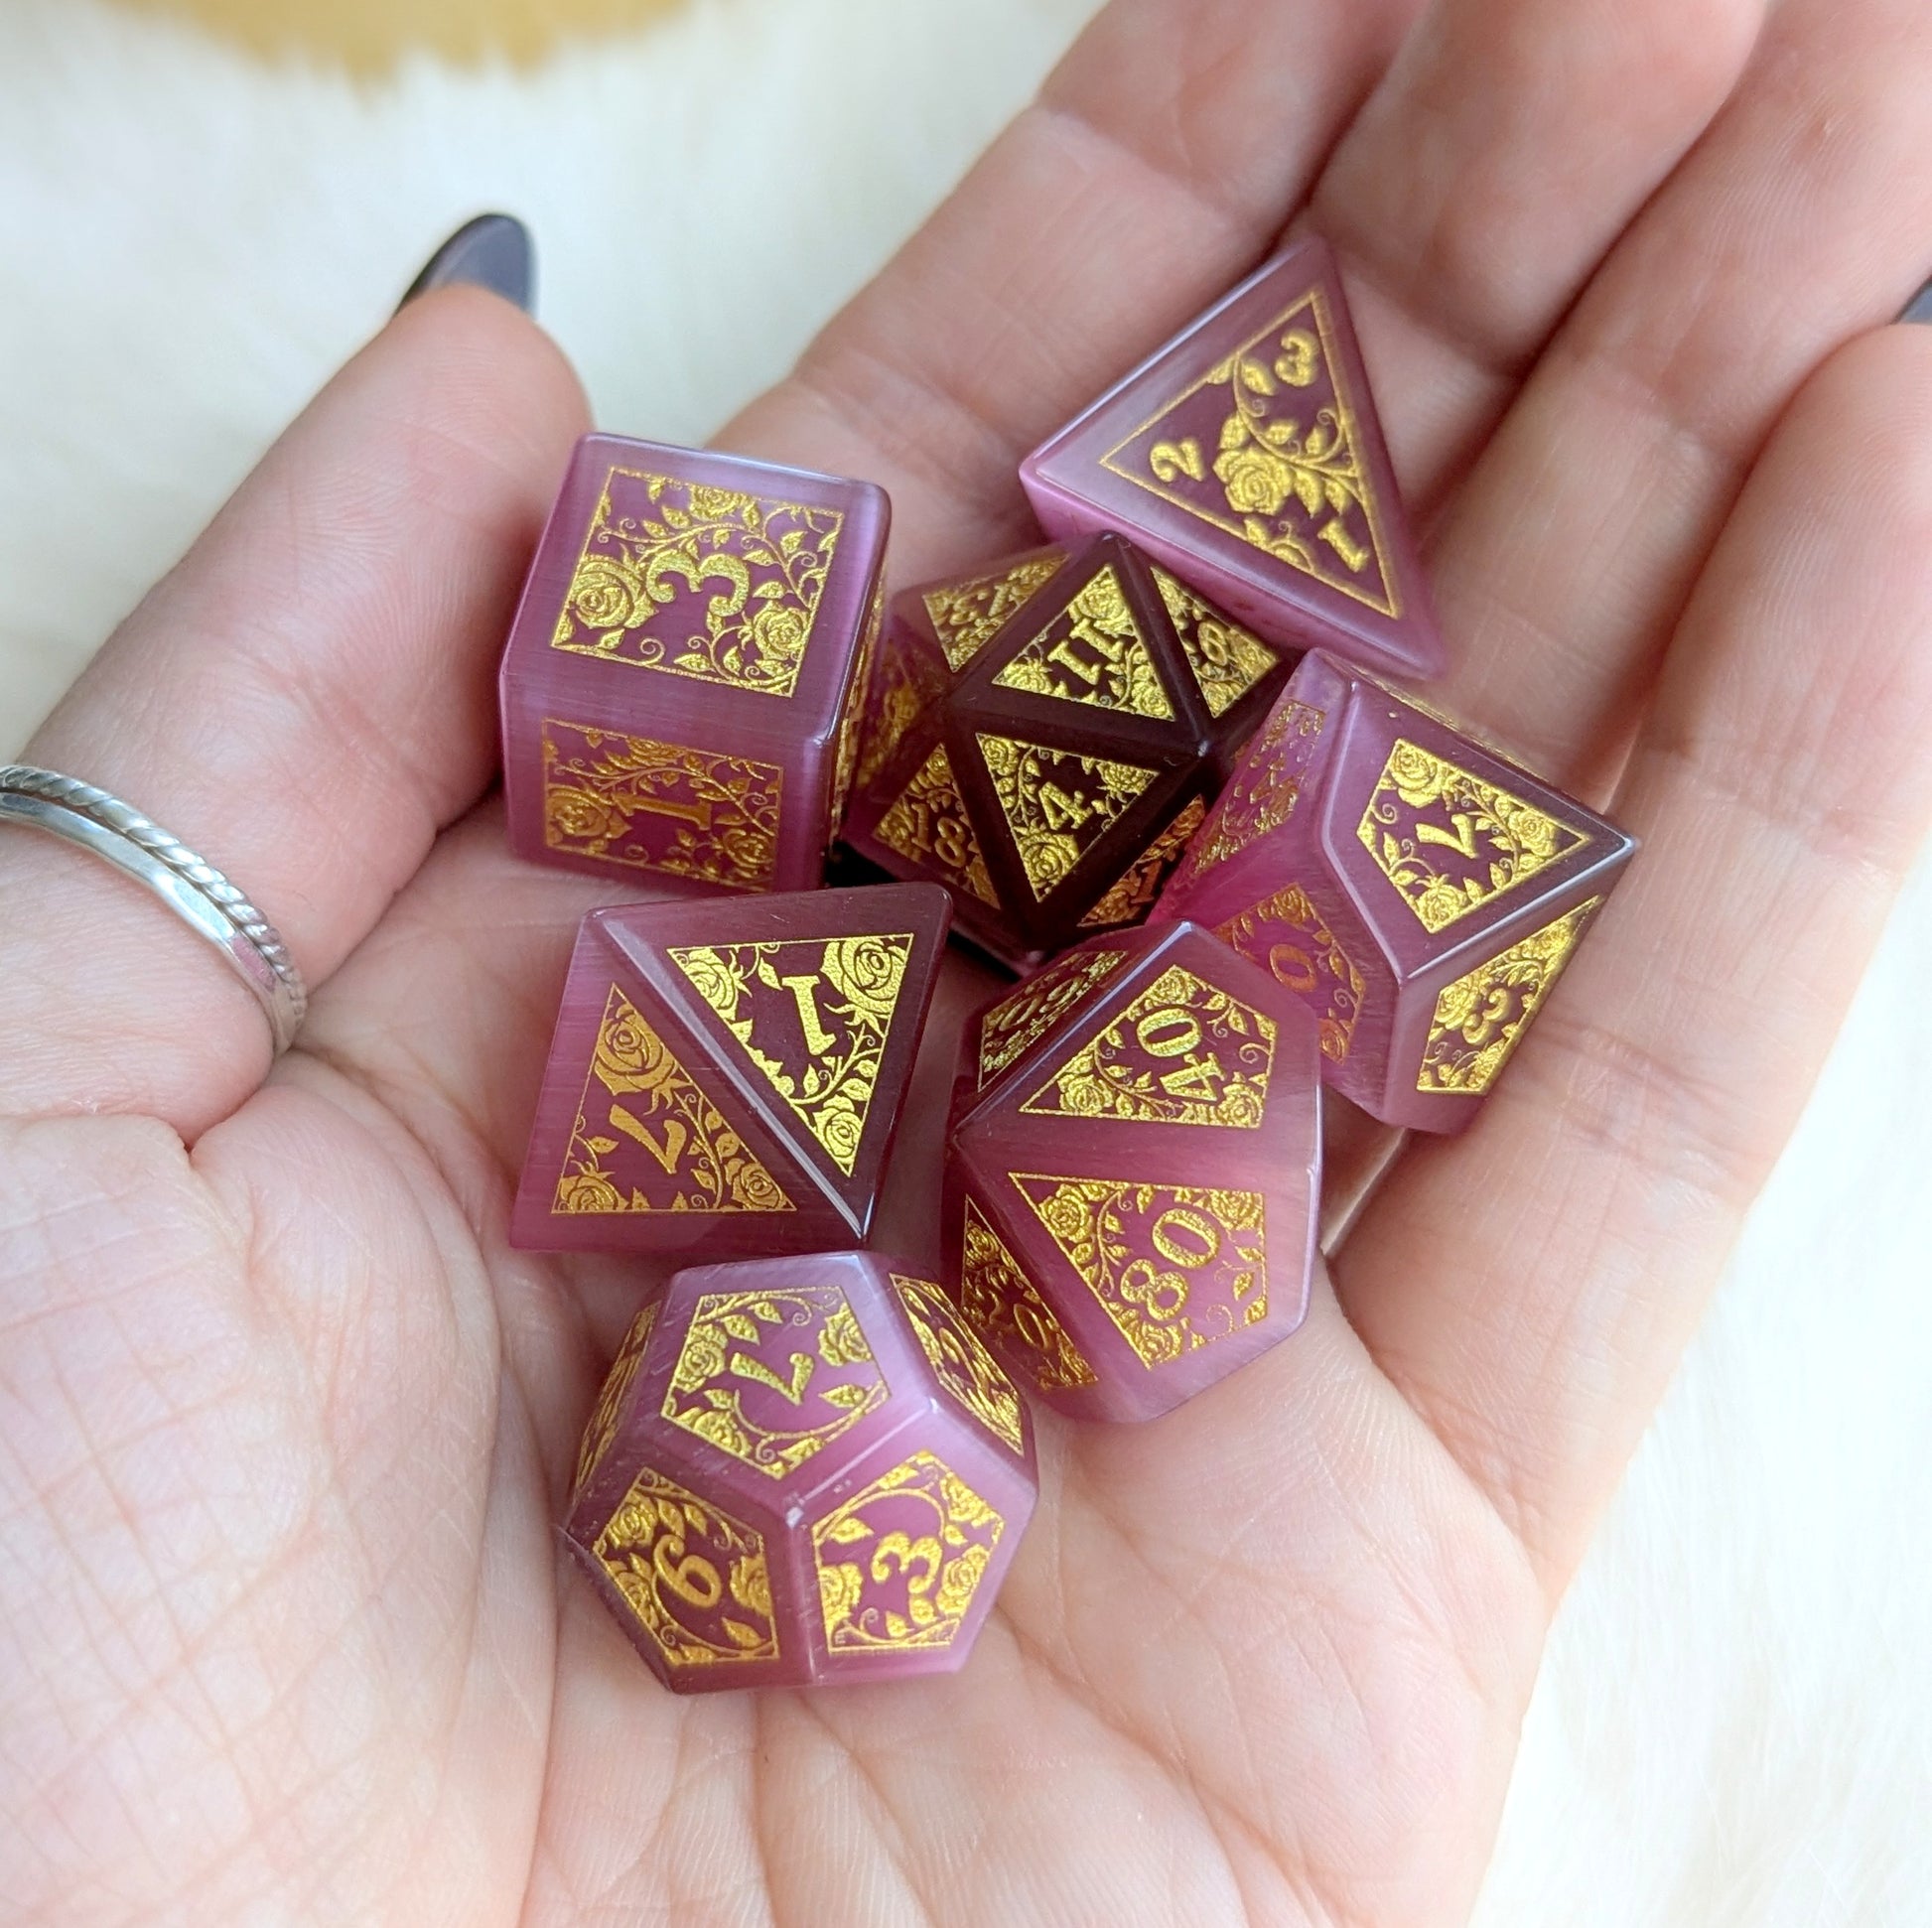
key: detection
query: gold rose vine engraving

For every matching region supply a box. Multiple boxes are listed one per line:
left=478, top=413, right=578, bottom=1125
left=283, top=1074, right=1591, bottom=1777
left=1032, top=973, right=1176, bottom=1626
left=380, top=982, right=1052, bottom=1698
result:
left=991, top=566, right=1175, bottom=721
left=662, top=1285, right=888, bottom=1480
left=1150, top=568, right=1279, bottom=718
left=1419, top=898, right=1600, bottom=1094
left=1077, top=796, right=1207, bottom=929
left=669, top=933, right=913, bottom=1176
left=1216, top=884, right=1365, bottom=1064
left=922, top=554, right=1065, bottom=672
left=541, top=717, right=782, bottom=892
left=828, top=577, right=886, bottom=835
left=874, top=747, right=997, bottom=904
left=1014, top=1173, right=1269, bottom=1367
left=1357, top=739, right=1587, bottom=933
left=959, top=1198, right=1097, bottom=1392
left=977, top=733, right=1159, bottom=900
left=592, top=1466, right=780, bottom=1670
left=551, top=467, right=842, bottom=698
left=553, top=986, right=794, bottom=1217
left=1190, top=698, right=1323, bottom=876
left=976, top=946, right=1127, bottom=1087
left=890, top=1273, right=1028, bottom=1454
left=812, top=1450, right=1005, bottom=1653
left=572, top=1302, right=660, bottom=1496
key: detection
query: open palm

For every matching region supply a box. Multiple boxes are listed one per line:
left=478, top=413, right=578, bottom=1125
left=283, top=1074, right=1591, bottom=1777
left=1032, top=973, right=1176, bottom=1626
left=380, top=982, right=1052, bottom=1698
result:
left=7, top=2, right=1932, bottom=1922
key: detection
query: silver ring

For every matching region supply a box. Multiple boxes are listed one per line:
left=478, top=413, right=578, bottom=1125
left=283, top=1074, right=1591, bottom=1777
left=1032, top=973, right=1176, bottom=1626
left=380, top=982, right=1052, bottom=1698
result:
left=0, top=763, right=308, bottom=1054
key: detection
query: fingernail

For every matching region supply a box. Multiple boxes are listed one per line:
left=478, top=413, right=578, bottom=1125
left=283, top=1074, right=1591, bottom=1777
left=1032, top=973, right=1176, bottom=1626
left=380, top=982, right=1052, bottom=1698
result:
left=1902, top=277, right=1932, bottom=325
left=397, top=213, right=534, bottom=315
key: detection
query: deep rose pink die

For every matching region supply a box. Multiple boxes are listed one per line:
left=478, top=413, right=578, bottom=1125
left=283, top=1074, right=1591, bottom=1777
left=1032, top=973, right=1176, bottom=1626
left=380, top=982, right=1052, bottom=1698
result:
left=1020, top=236, right=1445, bottom=685
left=565, top=1251, right=1037, bottom=1692
left=512, top=884, right=949, bottom=1256
left=501, top=434, right=889, bottom=896
left=1155, top=651, right=1635, bottom=1132
left=942, top=920, right=1322, bottom=1424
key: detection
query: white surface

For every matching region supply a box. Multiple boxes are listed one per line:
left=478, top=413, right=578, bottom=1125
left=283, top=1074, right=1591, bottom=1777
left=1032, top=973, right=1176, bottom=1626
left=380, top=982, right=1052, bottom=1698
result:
left=0, top=2, right=1926, bottom=1921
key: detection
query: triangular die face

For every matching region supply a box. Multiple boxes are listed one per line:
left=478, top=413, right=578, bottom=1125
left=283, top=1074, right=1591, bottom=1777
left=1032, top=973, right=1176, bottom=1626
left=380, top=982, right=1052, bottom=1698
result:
left=667, top=932, right=917, bottom=1177
left=873, top=745, right=997, bottom=904
left=989, top=564, right=1176, bottom=721
left=975, top=732, right=1160, bottom=901
left=1149, top=567, right=1281, bottom=720
left=1100, top=284, right=1399, bottom=619
left=1355, top=737, right=1589, bottom=933
left=1077, top=795, right=1207, bottom=928
left=976, top=944, right=1130, bottom=1089
left=922, top=553, right=1066, bottom=673
left=1021, top=962, right=1277, bottom=1128
left=553, top=984, right=797, bottom=1217
left=1011, top=1172, right=1270, bottom=1365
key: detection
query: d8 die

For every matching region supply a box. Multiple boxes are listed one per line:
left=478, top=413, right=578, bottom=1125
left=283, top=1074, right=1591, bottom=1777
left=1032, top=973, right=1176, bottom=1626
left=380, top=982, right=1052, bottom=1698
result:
left=1156, top=652, right=1635, bottom=1132
left=512, top=883, right=949, bottom=1255
left=565, top=1251, right=1037, bottom=1692
left=943, top=921, right=1322, bottom=1423
left=1021, top=236, right=1444, bottom=684
left=842, top=532, right=1291, bottom=969
left=501, top=434, right=888, bottom=895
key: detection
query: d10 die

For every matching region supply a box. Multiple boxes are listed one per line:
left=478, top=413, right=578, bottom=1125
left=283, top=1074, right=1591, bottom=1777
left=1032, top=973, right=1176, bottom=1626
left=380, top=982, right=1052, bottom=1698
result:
left=1020, top=236, right=1444, bottom=684
left=943, top=920, right=1322, bottom=1423
left=1156, top=652, right=1635, bottom=1132
left=842, top=532, right=1291, bottom=969
left=512, top=883, right=949, bottom=1255
left=501, top=434, right=889, bottom=896
left=565, top=1251, right=1037, bottom=1692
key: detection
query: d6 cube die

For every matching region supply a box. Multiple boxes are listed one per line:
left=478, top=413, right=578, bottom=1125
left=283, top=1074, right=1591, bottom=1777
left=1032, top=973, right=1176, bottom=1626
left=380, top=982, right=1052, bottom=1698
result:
left=843, top=532, right=1291, bottom=969
left=943, top=921, right=1322, bottom=1423
left=1021, top=236, right=1445, bottom=684
left=1156, top=651, right=1635, bottom=1132
left=501, top=434, right=888, bottom=896
left=566, top=1252, right=1037, bottom=1692
left=513, top=883, right=949, bottom=1255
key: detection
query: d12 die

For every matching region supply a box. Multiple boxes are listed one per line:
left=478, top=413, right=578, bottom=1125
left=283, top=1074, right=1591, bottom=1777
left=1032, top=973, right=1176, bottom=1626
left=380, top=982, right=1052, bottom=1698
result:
left=1156, top=652, right=1635, bottom=1132
left=943, top=921, right=1322, bottom=1423
left=565, top=1251, right=1037, bottom=1692
left=843, top=532, right=1291, bottom=969
left=501, top=434, right=888, bottom=896
left=512, top=883, right=949, bottom=1255
left=1020, top=236, right=1445, bottom=685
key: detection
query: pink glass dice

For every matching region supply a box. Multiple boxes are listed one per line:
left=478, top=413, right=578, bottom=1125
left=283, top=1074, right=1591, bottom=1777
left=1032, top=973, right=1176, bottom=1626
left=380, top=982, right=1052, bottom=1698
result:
left=1157, top=652, right=1634, bottom=1132
left=1021, top=236, right=1444, bottom=684
left=512, top=883, right=949, bottom=1255
left=565, top=1251, right=1037, bottom=1692
left=501, top=434, right=889, bottom=895
left=943, top=920, right=1321, bottom=1423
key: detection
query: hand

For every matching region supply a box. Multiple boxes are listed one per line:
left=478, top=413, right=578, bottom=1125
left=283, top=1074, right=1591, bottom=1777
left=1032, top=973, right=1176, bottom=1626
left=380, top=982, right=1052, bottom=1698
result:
left=5, top=1, right=1930, bottom=1922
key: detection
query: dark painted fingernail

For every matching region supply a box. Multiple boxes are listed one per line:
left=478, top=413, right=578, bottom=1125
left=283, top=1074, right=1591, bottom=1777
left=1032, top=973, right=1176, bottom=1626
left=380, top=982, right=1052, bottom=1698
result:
left=1902, top=277, right=1932, bottom=325
left=397, top=213, right=534, bottom=315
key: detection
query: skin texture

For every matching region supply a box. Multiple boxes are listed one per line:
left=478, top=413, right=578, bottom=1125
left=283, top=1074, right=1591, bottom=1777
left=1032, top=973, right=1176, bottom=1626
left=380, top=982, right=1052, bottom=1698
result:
left=5, top=0, right=1932, bottom=1921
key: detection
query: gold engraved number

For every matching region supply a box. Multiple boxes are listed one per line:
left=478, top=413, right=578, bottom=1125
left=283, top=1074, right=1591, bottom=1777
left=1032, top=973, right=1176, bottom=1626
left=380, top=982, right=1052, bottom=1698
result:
left=1274, top=329, right=1318, bottom=387
left=1120, top=1206, right=1224, bottom=1326
left=1150, top=438, right=1205, bottom=482
left=1135, top=1005, right=1227, bottom=1110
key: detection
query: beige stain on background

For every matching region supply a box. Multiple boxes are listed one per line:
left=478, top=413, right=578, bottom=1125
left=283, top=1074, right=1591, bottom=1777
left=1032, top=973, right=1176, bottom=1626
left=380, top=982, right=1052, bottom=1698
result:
left=115, top=0, right=685, bottom=69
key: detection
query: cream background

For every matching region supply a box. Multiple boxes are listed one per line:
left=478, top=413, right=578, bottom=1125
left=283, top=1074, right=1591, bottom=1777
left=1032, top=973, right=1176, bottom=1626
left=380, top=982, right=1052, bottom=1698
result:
left=0, top=2, right=1927, bottom=1922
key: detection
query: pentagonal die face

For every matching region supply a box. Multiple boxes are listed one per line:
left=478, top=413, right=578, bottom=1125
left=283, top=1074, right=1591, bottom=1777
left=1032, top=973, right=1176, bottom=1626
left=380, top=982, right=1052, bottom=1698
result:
left=844, top=533, right=1289, bottom=969
left=501, top=434, right=889, bottom=896
left=944, top=922, right=1322, bottom=1424
left=1020, top=236, right=1445, bottom=685
left=1157, top=653, right=1636, bottom=1132
left=565, top=1253, right=1037, bottom=1693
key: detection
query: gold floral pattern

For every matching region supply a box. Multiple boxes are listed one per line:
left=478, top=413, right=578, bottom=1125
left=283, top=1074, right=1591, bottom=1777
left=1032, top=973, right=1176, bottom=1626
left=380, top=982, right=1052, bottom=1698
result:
left=1419, top=898, right=1599, bottom=1094
left=976, top=946, right=1127, bottom=1088
left=1216, top=884, right=1365, bottom=1064
left=1356, top=739, right=1587, bottom=933
left=990, top=565, right=1174, bottom=720
left=550, top=467, right=841, bottom=698
left=959, top=1197, right=1096, bottom=1393
left=828, top=577, right=886, bottom=834
left=976, top=733, right=1159, bottom=900
left=1013, top=1174, right=1268, bottom=1368
left=873, top=746, right=997, bottom=904
left=1077, top=795, right=1208, bottom=928
left=855, top=628, right=946, bottom=794
left=541, top=717, right=782, bottom=892
left=1186, top=698, right=1324, bottom=878
left=890, top=1273, right=1028, bottom=1455
left=572, top=1302, right=659, bottom=1497
left=662, top=1285, right=888, bottom=1480
left=1149, top=568, right=1280, bottom=718
left=669, top=932, right=913, bottom=1176
left=922, top=554, right=1065, bottom=672
left=1022, top=964, right=1276, bottom=1128
left=554, top=986, right=794, bottom=1217
left=812, top=1450, right=1004, bottom=1652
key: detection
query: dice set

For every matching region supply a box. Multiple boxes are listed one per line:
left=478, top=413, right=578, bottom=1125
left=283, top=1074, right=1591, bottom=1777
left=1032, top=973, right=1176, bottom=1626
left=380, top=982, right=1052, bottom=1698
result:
left=495, top=235, right=1634, bottom=1695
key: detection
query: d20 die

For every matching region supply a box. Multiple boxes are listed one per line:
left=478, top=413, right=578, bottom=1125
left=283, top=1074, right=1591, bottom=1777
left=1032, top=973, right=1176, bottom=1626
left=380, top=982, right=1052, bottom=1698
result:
left=943, top=920, right=1322, bottom=1423
left=1020, top=236, right=1445, bottom=684
left=512, top=883, right=949, bottom=1255
left=1156, top=652, right=1635, bottom=1133
left=842, top=532, right=1290, bottom=969
left=501, top=434, right=889, bottom=896
left=564, top=1250, right=1037, bottom=1692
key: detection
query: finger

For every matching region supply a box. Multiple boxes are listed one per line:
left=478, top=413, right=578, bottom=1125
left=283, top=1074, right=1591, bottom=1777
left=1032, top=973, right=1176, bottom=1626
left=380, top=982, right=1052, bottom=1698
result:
left=1336, top=324, right=1932, bottom=1588
left=1428, top=0, right=1932, bottom=786
left=0, top=289, right=588, bottom=1134
left=720, top=0, right=1426, bottom=586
